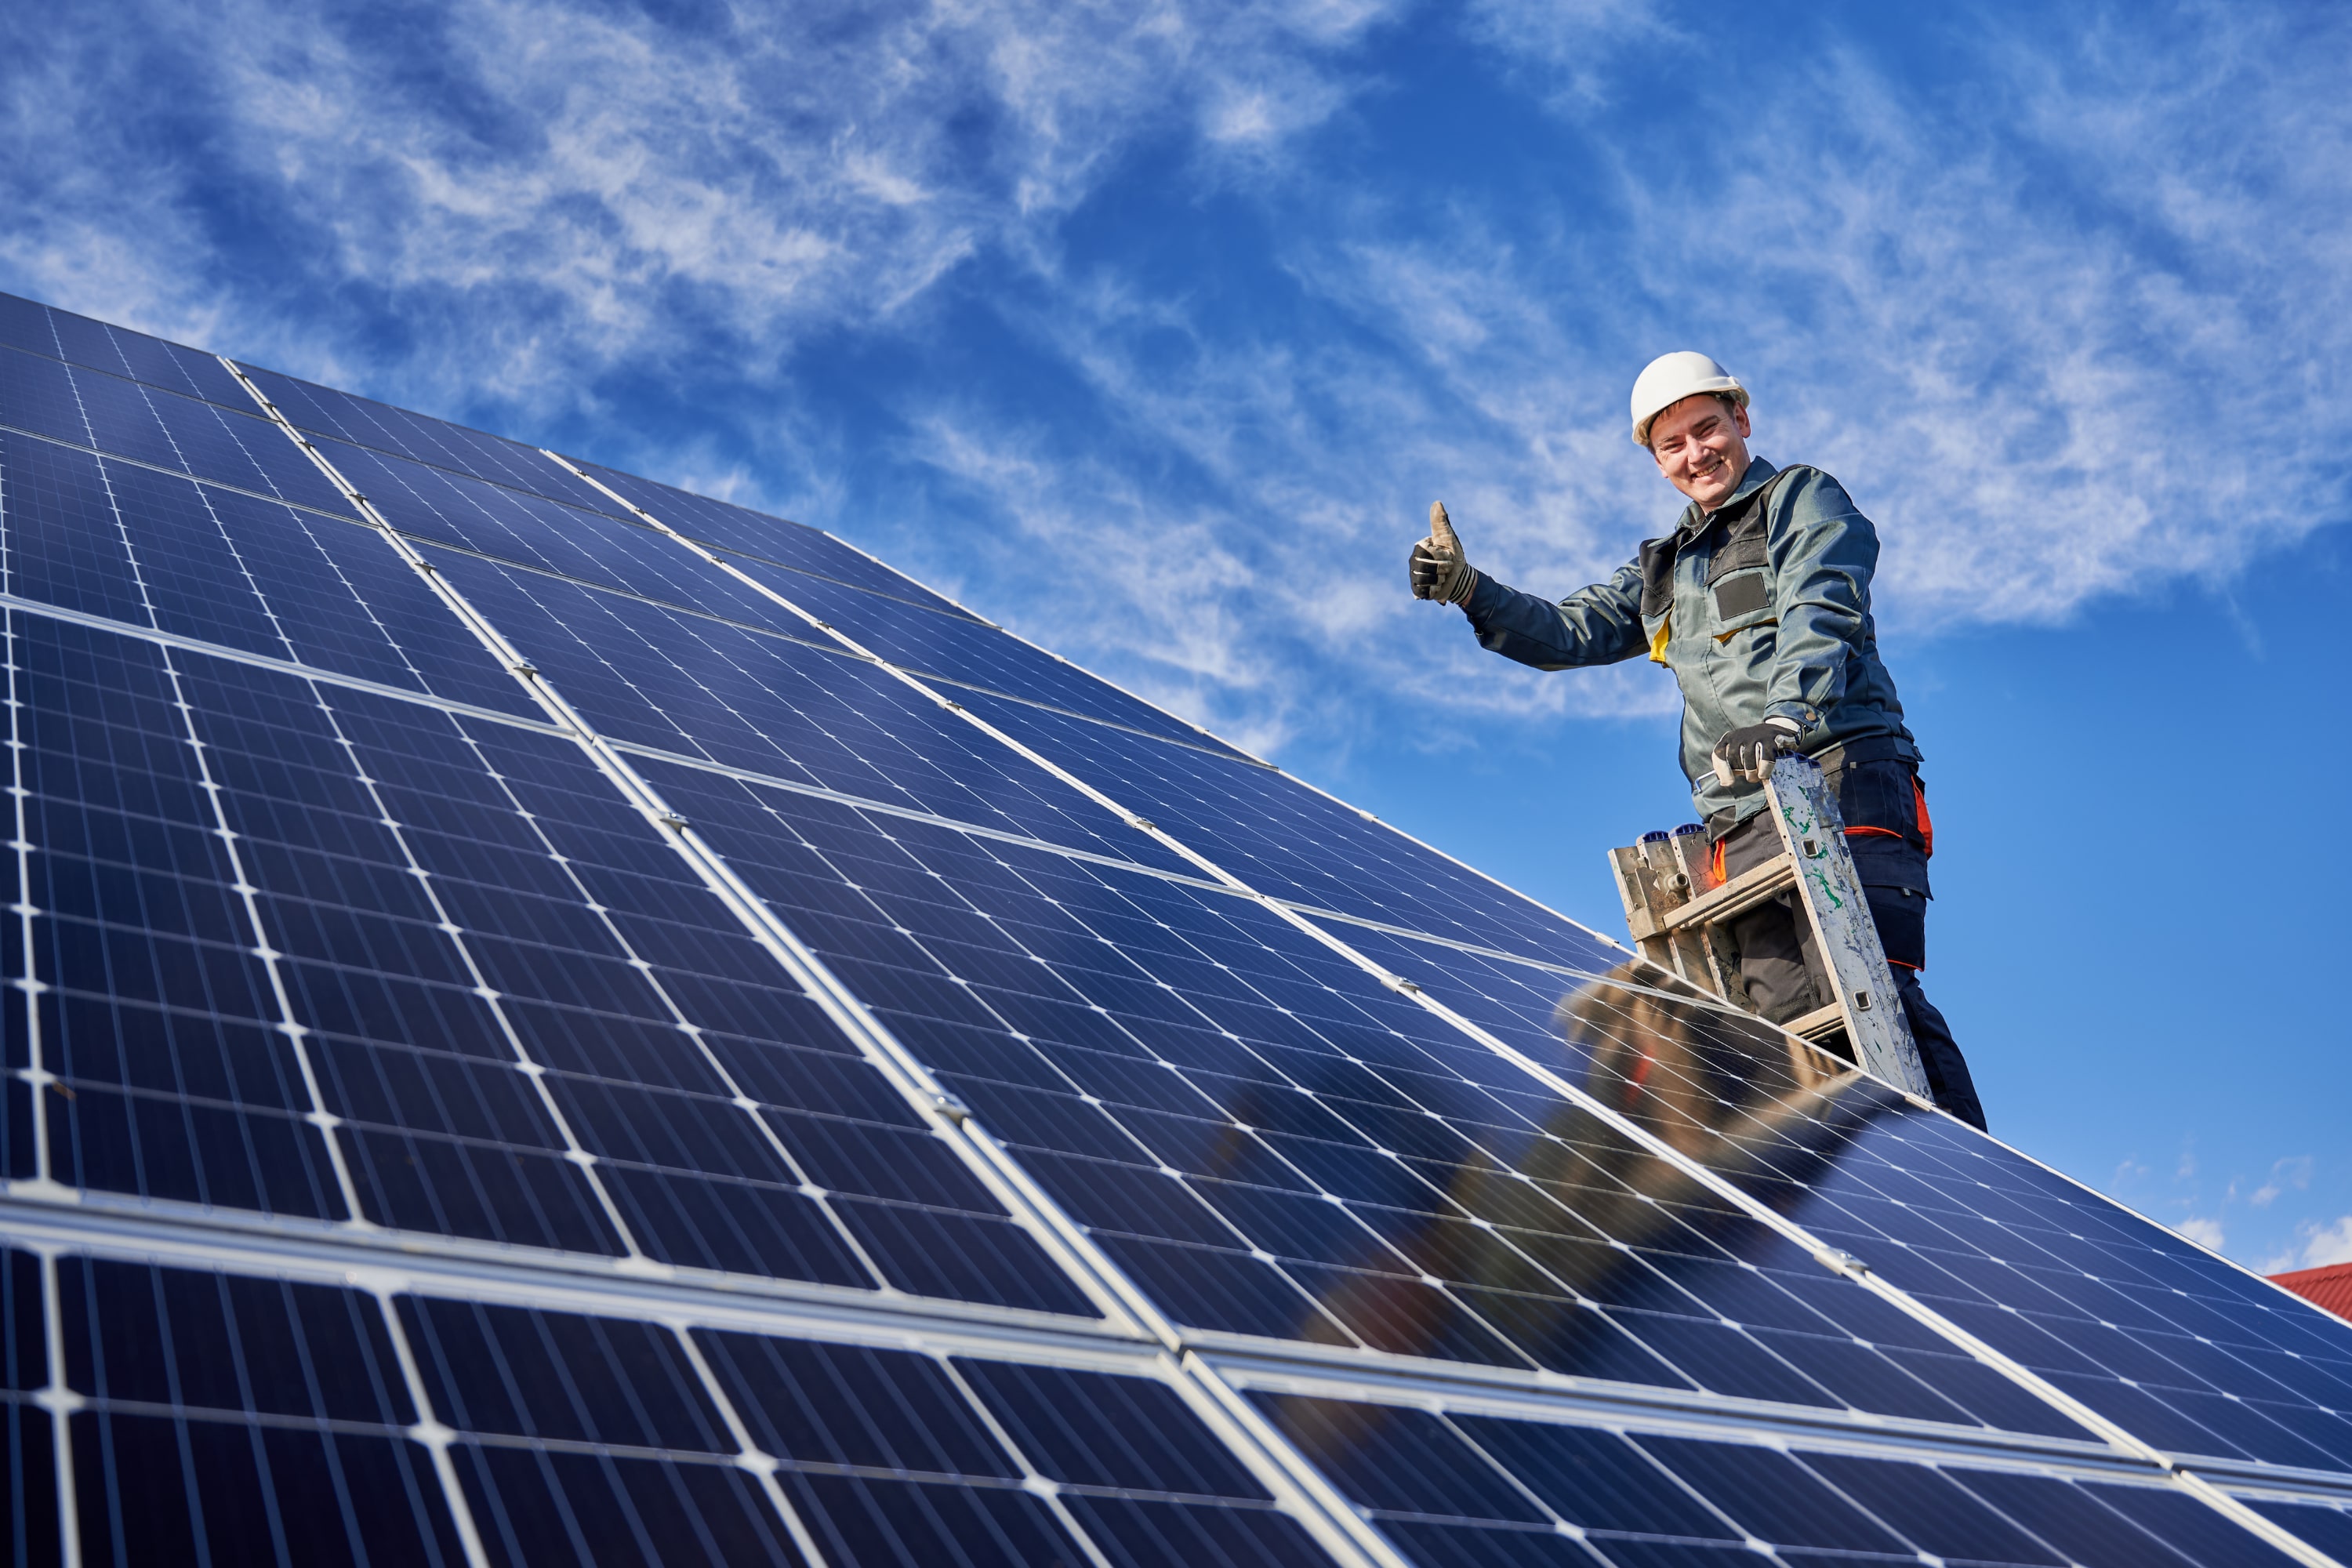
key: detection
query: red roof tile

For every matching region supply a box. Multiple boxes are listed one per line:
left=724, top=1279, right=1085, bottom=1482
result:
left=2271, top=1261, right=2352, bottom=1322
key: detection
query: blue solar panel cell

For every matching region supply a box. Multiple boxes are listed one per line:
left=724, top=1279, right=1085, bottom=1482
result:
left=695, top=1333, right=1018, bottom=1475
left=2252, top=1499, right=2352, bottom=1559
left=632, top=762, right=2103, bottom=1436
left=0, top=450, right=541, bottom=717
left=402, top=1298, right=735, bottom=1450
left=0, top=293, right=56, bottom=358
left=574, top=460, right=982, bottom=621
left=34, top=310, right=136, bottom=387
left=60, top=312, right=253, bottom=407
left=2, top=431, right=178, bottom=622
left=433, top=552, right=1198, bottom=873
left=73, top=1415, right=466, bottom=1568
left=240, top=365, right=626, bottom=517
left=949, top=688, right=1622, bottom=969
left=313, top=436, right=663, bottom=589
left=461, top=1446, right=815, bottom=1568
left=56, top=362, right=183, bottom=470
left=0, top=346, right=95, bottom=448
left=724, top=556, right=1248, bottom=757
left=0, top=349, right=355, bottom=521
left=0, top=606, right=1087, bottom=1305
left=1260, top=1396, right=2299, bottom=1568
left=45, top=362, right=359, bottom=517
left=457, top=726, right=1096, bottom=1314
left=954, top=1360, right=1272, bottom=1497
left=140, top=383, right=358, bottom=515
left=11, top=292, right=2348, bottom=1568
left=1329, top=924, right=2352, bottom=1475
left=63, top=1258, right=413, bottom=1425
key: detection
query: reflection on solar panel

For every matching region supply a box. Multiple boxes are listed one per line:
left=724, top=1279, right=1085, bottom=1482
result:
left=0, top=288, right=2344, bottom=1566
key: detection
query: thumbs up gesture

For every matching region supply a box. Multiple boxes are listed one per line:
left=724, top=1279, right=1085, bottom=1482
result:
left=1410, top=500, right=1479, bottom=605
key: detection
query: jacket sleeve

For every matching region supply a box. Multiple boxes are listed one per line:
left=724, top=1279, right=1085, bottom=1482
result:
left=1764, top=470, right=1878, bottom=728
left=1461, top=560, right=1649, bottom=670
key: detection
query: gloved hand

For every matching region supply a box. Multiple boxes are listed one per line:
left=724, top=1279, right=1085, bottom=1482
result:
left=1712, top=717, right=1802, bottom=786
left=1409, top=501, right=1479, bottom=605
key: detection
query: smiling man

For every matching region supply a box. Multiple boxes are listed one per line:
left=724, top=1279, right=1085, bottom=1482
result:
left=1408, top=352, right=1985, bottom=1129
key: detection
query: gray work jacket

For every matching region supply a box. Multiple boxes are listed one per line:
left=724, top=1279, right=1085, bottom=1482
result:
left=1461, top=457, right=1919, bottom=828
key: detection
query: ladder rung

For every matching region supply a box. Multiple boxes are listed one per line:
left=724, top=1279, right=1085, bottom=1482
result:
left=1788, top=1003, right=1845, bottom=1040
left=1631, top=854, right=1795, bottom=938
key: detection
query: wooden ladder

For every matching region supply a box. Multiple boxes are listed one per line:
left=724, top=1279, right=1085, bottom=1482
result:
left=1608, top=753, right=1933, bottom=1100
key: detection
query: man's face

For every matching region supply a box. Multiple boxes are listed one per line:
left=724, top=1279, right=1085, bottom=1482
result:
left=1649, top=394, right=1752, bottom=510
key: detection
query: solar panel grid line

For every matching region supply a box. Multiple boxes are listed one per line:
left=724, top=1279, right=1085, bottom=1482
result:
left=0, top=1194, right=1143, bottom=1367
left=610, top=1307, right=841, bottom=1568
left=1284, top=948, right=2352, bottom=1564
left=628, top=804, right=1156, bottom=1334
left=360, top=1273, right=501, bottom=1568
left=0, top=296, right=2321, bottom=1563
left=51, top=380, right=695, bottom=1265
left=453, top=484, right=2243, bottom=1552
left=412, top=717, right=916, bottom=1295
left=1858, top=1080, right=2352, bottom=1412
left=603, top=739, right=1252, bottom=896
left=0, top=590, right=572, bottom=739
left=21, top=417, right=374, bottom=1226
left=2, top=604, right=69, bottom=1205
left=0, top=1225, right=1382, bottom=1567
left=873, top=666, right=1280, bottom=771
left=526, top=510, right=1946, bottom=1365
left=223, top=360, right=1154, bottom=1323
left=1195, top=1329, right=2147, bottom=1477
left=1444, top=947, right=2352, bottom=1482
left=547, top=450, right=1268, bottom=768
left=0, top=338, right=358, bottom=520
left=223, top=365, right=632, bottom=524
left=376, top=528, right=914, bottom=685
left=1152, top=1359, right=1418, bottom=1568
left=0, top=296, right=249, bottom=414
left=545, top=451, right=978, bottom=616
left=531, top=457, right=1450, bottom=1567
left=0, top=417, right=365, bottom=530
left=33, top=1251, right=82, bottom=1568
left=1205, top=1346, right=2308, bottom=1496
left=1241, top=1385, right=2306, bottom=1568
left=539, top=469, right=2352, bottom=1563
left=148, top=641, right=373, bottom=1222
left=544, top=450, right=1000, bottom=631
left=920, top=1353, right=1127, bottom=1568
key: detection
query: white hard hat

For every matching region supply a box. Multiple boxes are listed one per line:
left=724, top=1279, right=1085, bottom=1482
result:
left=1629, top=351, right=1748, bottom=446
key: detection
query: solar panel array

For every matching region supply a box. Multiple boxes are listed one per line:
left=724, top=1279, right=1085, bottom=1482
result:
left=0, top=288, right=2346, bottom=1567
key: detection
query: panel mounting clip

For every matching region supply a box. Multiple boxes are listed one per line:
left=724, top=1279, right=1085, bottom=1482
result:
left=931, top=1093, right=972, bottom=1125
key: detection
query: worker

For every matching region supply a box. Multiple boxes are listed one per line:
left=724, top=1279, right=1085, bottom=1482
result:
left=1407, top=352, right=1985, bottom=1130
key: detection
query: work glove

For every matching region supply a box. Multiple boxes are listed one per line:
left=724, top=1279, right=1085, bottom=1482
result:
left=1712, top=717, right=1802, bottom=787
left=1410, top=500, right=1479, bottom=605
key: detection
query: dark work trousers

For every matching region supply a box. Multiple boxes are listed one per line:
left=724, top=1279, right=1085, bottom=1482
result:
left=1715, top=760, right=1987, bottom=1131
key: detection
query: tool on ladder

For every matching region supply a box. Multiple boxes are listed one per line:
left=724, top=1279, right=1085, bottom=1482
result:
left=1607, top=754, right=1933, bottom=1100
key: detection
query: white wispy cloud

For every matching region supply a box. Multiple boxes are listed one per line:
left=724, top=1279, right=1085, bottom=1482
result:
left=2, top=0, right=2346, bottom=759
left=0, top=0, right=1399, bottom=412
left=880, top=2, right=2352, bottom=748
left=2263, top=1217, right=2352, bottom=1276
left=2175, top=1216, right=2225, bottom=1252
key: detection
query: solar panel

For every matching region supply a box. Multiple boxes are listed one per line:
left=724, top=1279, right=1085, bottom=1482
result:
left=0, top=289, right=2344, bottom=1567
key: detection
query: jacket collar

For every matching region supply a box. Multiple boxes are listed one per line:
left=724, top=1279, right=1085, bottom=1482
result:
left=1673, top=456, right=1777, bottom=541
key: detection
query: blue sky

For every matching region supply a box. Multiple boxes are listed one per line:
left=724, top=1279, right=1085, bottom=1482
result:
left=5, top=0, right=2347, bottom=1270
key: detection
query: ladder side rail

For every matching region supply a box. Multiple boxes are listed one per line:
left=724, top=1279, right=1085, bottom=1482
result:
left=1762, top=756, right=1933, bottom=1098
